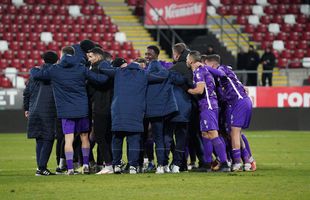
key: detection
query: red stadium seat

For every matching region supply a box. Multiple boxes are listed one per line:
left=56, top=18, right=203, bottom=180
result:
left=58, top=5, right=68, bottom=15
left=108, top=24, right=118, bottom=33
left=47, top=41, right=60, bottom=51
left=9, top=41, right=20, bottom=51
left=111, top=41, right=121, bottom=51
left=25, top=0, right=36, bottom=4
left=244, top=24, right=255, bottom=33
left=236, top=15, right=247, bottom=25
left=271, top=15, right=283, bottom=24
left=285, top=40, right=297, bottom=50
left=0, top=24, right=5, bottom=33
left=49, top=0, right=60, bottom=5
left=73, top=0, right=85, bottom=5
left=7, top=24, right=19, bottom=33
left=290, top=4, right=300, bottom=15
left=30, top=50, right=42, bottom=60
left=95, top=24, right=106, bottom=33
left=3, top=32, right=14, bottom=41
left=297, top=41, right=308, bottom=50
left=264, top=32, right=275, bottom=41
left=253, top=32, right=264, bottom=41
left=36, top=42, right=46, bottom=51
left=229, top=5, right=240, bottom=15
left=76, top=16, right=87, bottom=25
left=54, top=33, right=64, bottom=42
left=244, top=0, right=256, bottom=4
left=256, top=24, right=267, bottom=33
left=293, top=23, right=304, bottom=32
left=22, top=24, right=32, bottom=33
left=301, top=32, right=310, bottom=41
left=2, top=15, right=12, bottom=24
left=38, top=0, right=48, bottom=4
left=0, top=60, right=9, bottom=70
left=81, top=6, right=91, bottom=15
left=15, top=33, right=27, bottom=42
left=62, top=0, right=72, bottom=4
left=19, top=67, right=30, bottom=79
left=280, top=23, right=292, bottom=32
left=23, top=41, right=34, bottom=51
left=32, top=5, right=42, bottom=15
left=268, top=0, right=279, bottom=4
left=122, top=41, right=133, bottom=50
left=94, top=6, right=104, bottom=15
left=281, top=49, right=291, bottom=59
left=66, top=33, right=77, bottom=43
left=24, top=59, right=35, bottom=68
left=28, top=33, right=39, bottom=42
left=260, top=15, right=271, bottom=24
left=27, top=15, right=37, bottom=24
left=277, top=58, right=288, bottom=68
left=296, top=15, right=308, bottom=24
left=58, top=24, right=69, bottom=33
left=71, top=24, right=82, bottom=33
left=264, top=6, right=274, bottom=15
left=240, top=6, right=252, bottom=15
left=88, top=16, right=100, bottom=25
left=217, top=7, right=228, bottom=15
left=261, top=41, right=271, bottom=50
left=11, top=58, right=22, bottom=68
left=276, top=32, right=288, bottom=41
left=39, top=16, right=51, bottom=25
left=91, top=33, right=101, bottom=42
left=77, top=33, right=89, bottom=41
left=8, top=5, right=18, bottom=15
left=221, top=0, right=231, bottom=5
left=275, top=5, right=287, bottom=15
left=88, top=0, right=97, bottom=5
left=103, top=33, right=113, bottom=41
left=288, top=32, right=299, bottom=41
left=84, top=24, right=94, bottom=33
left=0, top=77, right=13, bottom=88
left=3, top=50, right=14, bottom=60
left=44, top=6, right=55, bottom=15
left=18, top=50, right=28, bottom=60
left=66, top=16, right=75, bottom=25
left=296, top=49, right=305, bottom=59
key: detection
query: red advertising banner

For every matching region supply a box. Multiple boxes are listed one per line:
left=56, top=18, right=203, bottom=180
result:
left=144, top=0, right=206, bottom=27
left=248, top=86, right=310, bottom=108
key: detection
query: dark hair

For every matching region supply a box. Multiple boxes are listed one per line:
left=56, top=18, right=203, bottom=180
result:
left=201, top=54, right=208, bottom=63
left=147, top=45, right=160, bottom=56
left=112, top=57, right=127, bottom=68
left=188, top=51, right=201, bottom=62
left=135, top=58, right=147, bottom=64
left=102, top=51, right=113, bottom=61
left=88, top=47, right=104, bottom=56
left=41, top=51, right=58, bottom=64
left=205, top=54, right=221, bottom=64
left=80, top=39, right=95, bottom=53
left=173, top=43, right=187, bottom=55
left=62, top=46, right=75, bottom=55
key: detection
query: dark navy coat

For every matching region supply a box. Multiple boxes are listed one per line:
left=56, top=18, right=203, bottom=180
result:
left=23, top=64, right=57, bottom=140
left=30, top=54, right=108, bottom=119
left=169, top=49, right=193, bottom=122
left=145, top=60, right=178, bottom=118
left=99, top=62, right=148, bottom=132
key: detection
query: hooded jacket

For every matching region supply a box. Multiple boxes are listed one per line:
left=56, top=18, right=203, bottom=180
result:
left=30, top=54, right=108, bottom=119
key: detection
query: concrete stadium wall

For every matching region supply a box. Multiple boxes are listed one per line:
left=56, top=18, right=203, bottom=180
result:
left=0, top=108, right=309, bottom=133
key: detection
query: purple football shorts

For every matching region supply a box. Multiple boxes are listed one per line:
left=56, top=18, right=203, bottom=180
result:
left=199, top=108, right=219, bottom=132
left=61, top=117, right=90, bottom=134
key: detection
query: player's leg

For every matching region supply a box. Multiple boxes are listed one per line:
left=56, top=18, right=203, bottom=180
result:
left=112, top=132, right=124, bottom=173
left=150, top=117, right=165, bottom=173
left=127, top=132, right=142, bottom=174
left=77, top=117, right=91, bottom=174
left=171, top=122, right=188, bottom=173
left=62, top=118, right=75, bottom=175
left=38, top=139, right=55, bottom=175
left=35, top=138, right=43, bottom=176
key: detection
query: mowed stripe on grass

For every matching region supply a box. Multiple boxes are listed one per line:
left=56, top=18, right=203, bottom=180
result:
left=0, top=131, right=309, bottom=200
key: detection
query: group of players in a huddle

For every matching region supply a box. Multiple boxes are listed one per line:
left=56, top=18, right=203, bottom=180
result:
left=23, top=40, right=256, bottom=176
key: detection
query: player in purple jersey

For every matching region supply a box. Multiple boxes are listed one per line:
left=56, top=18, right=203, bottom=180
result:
left=204, top=54, right=255, bottom=171
left=186, top=51, right=230, bottom=172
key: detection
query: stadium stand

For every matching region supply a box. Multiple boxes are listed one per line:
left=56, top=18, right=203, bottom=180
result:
left=207, top=0, right=309, bottom=69
left=0, top=0, right=142, bottom=88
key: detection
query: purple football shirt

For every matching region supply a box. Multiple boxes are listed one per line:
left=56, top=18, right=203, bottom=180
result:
left=193, top=65, right=218, bottom=110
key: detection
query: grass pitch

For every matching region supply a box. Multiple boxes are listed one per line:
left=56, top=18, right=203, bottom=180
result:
left=0, top=131, right=309, bottom=200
